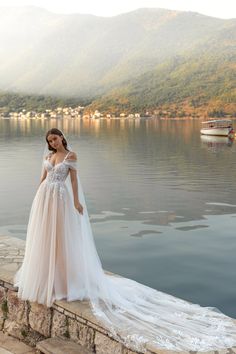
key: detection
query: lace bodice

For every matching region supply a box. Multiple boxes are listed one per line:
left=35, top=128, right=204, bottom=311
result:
left=43, top=151, right=77, bottom=198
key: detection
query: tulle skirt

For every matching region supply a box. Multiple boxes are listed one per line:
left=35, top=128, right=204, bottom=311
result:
left=14, top=180, right=92, bottom=306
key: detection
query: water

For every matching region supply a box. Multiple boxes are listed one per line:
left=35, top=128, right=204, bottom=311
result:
left=0, top=117, right=236, bottom=317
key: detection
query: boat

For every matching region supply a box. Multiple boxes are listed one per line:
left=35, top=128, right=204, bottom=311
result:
left=200, top=119, right=234, bottom=137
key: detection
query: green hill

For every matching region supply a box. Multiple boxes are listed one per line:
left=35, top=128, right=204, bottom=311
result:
left=86, top=49, right=236, bottom=116
left=0, top=92, right=89, bottom=114
left=0, top=7, right=235, bottom=115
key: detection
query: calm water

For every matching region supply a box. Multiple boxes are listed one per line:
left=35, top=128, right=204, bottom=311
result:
left=0, top=117, right=236, bottom=316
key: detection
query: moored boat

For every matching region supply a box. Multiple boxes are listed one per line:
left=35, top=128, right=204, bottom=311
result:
left=200, top=119, right=234, bottom=137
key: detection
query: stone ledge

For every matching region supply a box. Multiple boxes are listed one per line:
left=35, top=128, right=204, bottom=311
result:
left=36, top=336, right=93, bottom=354
left=0, top=331, right=37, bottom=353
left=0, top=234, right=236, bottom=354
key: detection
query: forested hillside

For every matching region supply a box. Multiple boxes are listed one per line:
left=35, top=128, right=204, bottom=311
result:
left=0, top=7, right=235, bottom=115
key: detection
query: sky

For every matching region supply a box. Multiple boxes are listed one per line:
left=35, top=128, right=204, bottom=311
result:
left=0, top=0, right=235, bottom=19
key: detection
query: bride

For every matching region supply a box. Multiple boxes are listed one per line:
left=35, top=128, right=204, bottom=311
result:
left=13, top=128, right=236, bottom=352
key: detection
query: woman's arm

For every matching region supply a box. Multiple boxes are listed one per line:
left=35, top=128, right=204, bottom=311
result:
left=69, top=152, right=83, bottom=215
left=39, top=154, right=51, bottom=186
left=39, top=168, right=47, bottom=185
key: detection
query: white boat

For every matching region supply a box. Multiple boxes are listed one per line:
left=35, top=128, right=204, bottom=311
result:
left=200, top=119, right=234, bottom=137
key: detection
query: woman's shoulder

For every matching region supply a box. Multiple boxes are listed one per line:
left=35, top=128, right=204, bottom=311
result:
left=45, top=151, right=54, bottom=160
left=66, top=151, right=77, bottom=161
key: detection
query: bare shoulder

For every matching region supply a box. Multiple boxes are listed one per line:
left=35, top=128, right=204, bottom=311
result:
left=66, top=151, right=77, bottom=161
left=45, top=151, right=53, bottom=160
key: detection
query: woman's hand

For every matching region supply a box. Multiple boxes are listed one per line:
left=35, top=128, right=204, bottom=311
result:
left=74, top=201, right=84, bottom=215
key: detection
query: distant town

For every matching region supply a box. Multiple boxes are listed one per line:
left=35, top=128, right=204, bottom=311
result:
left=0, top=106, right=150, bottom=119
left=0, top=106, right=231, bottom=120
left=1, top=102, right=235, bottom=121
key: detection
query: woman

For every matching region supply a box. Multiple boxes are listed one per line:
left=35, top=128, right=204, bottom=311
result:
left=14, top=128, right=236, bottom=352
left=14, top=128, right=107, bottom=307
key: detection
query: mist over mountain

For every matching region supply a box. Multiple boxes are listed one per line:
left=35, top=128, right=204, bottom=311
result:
left=0, top=6, right=235, bottom=112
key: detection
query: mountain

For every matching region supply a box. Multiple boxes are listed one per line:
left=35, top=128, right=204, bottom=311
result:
left=0, top=6, right=235, bottom=114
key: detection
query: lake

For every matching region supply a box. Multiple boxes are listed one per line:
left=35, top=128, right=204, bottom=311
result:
left=0, top=117, right=236, bottom=317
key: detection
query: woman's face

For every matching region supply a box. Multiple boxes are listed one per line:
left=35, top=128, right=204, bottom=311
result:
left=47, top=134, right=63, bottom=150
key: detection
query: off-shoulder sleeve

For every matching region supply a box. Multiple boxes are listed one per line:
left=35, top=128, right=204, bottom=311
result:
left=64, top=159, right=77, bottom=170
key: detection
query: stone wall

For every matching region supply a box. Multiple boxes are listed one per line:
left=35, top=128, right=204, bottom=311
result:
left=0, top=279, right=140, bottom=354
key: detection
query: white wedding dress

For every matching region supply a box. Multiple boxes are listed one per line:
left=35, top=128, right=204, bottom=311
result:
left=13, top=151, right=236, bottom=352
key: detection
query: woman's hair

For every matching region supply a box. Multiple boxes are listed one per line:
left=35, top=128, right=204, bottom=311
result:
left=46, top=128, right=68, bottom=153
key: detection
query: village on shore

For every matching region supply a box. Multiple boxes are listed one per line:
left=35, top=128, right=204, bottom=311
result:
left=0, top=105, right=233, bottom=120
left=0, top=107, right=143, bottom=119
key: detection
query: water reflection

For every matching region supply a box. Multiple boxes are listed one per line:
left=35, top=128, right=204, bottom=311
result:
left=1, top=117, right=236, bottom=226
left=201, top=135, right=234, bottom=152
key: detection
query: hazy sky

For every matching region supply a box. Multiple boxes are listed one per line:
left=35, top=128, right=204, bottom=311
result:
left=0, top=0, right=235, bottom=19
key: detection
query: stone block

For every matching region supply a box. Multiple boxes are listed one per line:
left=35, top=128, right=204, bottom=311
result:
left=36, top=336, right=94, bottom=354
left=0, top=285, right=7, bottom=328
left=29, top=302, right=52, bottom=337
left=0, top=331, right=36, bottom=354
left=53, top=304, right=64, bottom=314
left=75, top=315, right=87, bottom=324
left=7, top=289, right=28, bottom=325
left=3, top=320, right=28, bottom=341
left=0, top=285, right=7, bottom=304
left=64, top=309, right=76, bottom=319
left=51, top=310, right=68, bottom=337
left=87, top=322, right=109, bottom=336
left=21, top=327, right=46, bottom=348
left=94, top=331, right=123, bottom=354
left=68, top=317, right=95, bottom=351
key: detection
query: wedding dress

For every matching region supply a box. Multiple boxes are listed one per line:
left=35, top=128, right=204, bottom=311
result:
left=13, top=147, right=236, bottom=353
